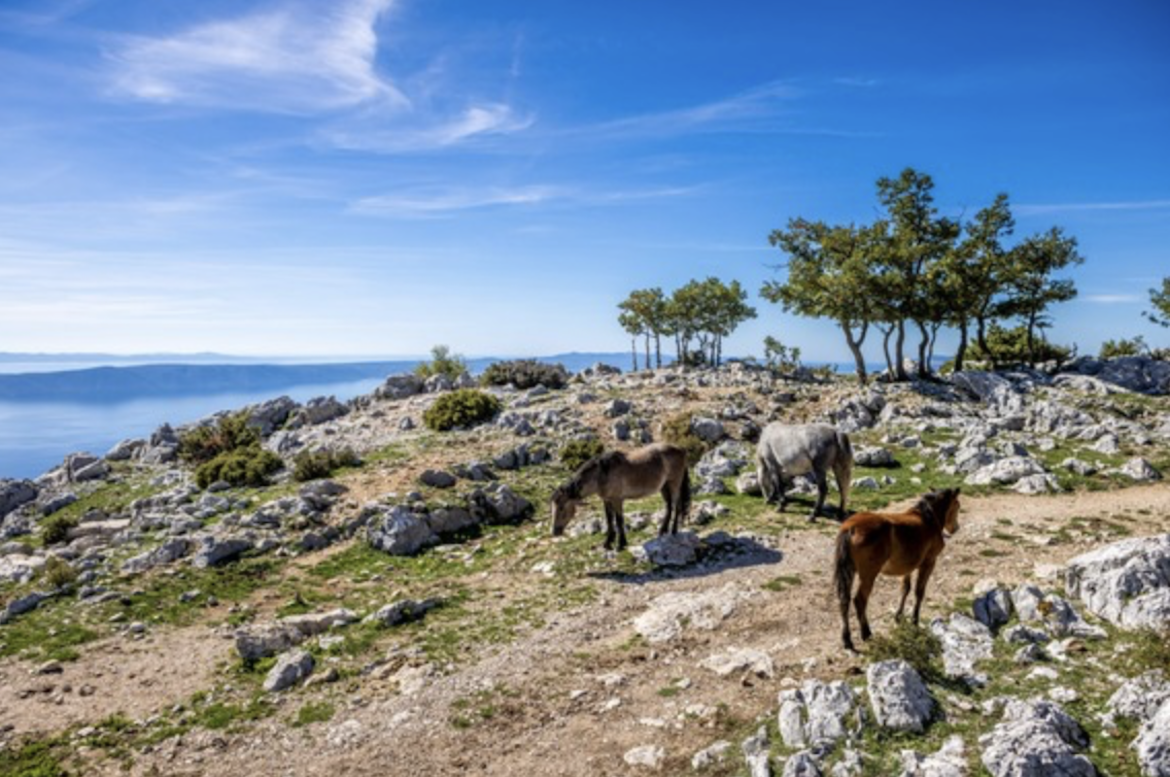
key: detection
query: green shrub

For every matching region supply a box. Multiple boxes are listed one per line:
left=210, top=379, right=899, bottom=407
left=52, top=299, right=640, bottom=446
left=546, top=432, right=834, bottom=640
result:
left=867, top=620, right=945, bottom=683
left=480, top=359, right=568, bottom=390
left=1100, top=336, right=1147, bottom=359
left=42, top=556, right=78, bottom=590
left=763, top=335, right=802, bottom=374
left=293, top=447, right=361, bottom=482
left=195, top=447, right=282, bottom=489
left=178, top=412, right=259, bottom=465
left=559, top=438, right=605, bottom=471
left=662, top=412, right=708, bottom=466
left=422, top=389, right=502, bottom=432
left=41, top=514, right=79, bottom=546
left=415, top=345, right=468, bottom=382
left=968, top=324, right=1072, bottom=366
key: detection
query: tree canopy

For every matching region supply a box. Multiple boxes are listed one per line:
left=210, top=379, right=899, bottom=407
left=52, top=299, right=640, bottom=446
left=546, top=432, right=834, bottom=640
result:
left=618, top=278, right=756, bottom=368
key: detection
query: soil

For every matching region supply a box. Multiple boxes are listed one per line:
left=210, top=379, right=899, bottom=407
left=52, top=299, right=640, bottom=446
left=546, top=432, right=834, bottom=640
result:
left=5, top=484, right=1166, bottom=777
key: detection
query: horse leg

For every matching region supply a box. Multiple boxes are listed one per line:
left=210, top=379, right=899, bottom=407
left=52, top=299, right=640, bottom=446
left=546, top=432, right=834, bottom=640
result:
left=912, top=558, right=937, bottom=626
left=615, top=500, right=629, bottom=550
left=854, top=565, right=879, bottom=642
left=809, top=470, right=828, bottom=522
left=658, top=485, right=673, bottom=536
left=603, top=503, right=616, bottom=550
left=777, top=472, right=788, bottom=513
left=895, top=575, right=912, bottom=622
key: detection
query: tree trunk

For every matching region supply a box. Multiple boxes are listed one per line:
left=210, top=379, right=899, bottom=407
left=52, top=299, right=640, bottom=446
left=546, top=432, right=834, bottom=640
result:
left=629, top=338, right=637, bottom=372
left=927, top=322, right=941, bottom=373
left=654, top=334, right=662, bottom=369
left=915, top=319, right=931, bottom=378
left=955, top=320, right=969, bottom=372
left=842, top=320, right=869, bottom=385
left=976, top=314, right=992, bottom=369
left=879, top=325, right=895, bottom=379
left=895, top=320, right=909, bottom=381
left=643, top=333, right=651, bottom=371
left=1026, top=311, right=1037, bottom=365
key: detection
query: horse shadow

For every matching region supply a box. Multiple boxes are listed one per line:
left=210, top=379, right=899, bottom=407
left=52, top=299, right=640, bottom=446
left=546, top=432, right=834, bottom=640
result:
left=587, top=532, right=785, bottom=586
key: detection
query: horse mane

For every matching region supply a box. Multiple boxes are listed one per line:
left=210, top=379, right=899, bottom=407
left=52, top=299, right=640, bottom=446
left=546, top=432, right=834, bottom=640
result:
left=913, top=489, right=955, bottom=528
left=563, top=451, right=619, bottom=499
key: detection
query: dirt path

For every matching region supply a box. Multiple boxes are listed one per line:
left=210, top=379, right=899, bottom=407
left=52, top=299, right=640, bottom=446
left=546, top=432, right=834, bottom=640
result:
left=67, top=484, right=1168, bottom=777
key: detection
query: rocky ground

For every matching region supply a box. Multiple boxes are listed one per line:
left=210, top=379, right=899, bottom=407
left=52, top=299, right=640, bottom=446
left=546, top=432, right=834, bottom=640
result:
left=1, top=355, right=1168, bottom=776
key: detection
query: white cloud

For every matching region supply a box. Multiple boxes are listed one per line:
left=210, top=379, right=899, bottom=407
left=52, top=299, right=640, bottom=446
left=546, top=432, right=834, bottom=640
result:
left=1016, top=199, right=1170, bottom=216
left=325, top=102, right=535, bottom=152
left=1082, top=293, right=1143, bottom=304
left=350, top=183, right=696, bottom=217
left=107, top=0, right=403, bottom=113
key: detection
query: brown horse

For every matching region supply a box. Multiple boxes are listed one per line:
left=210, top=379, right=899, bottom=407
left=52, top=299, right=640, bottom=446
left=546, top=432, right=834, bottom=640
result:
left=834, top=488, right=961, bottom=652
left=550, top=443, right=691, bottom=550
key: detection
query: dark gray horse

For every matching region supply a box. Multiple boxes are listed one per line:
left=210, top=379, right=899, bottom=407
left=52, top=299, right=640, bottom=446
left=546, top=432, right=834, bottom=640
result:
left=756, top=423, right=853, bottom=521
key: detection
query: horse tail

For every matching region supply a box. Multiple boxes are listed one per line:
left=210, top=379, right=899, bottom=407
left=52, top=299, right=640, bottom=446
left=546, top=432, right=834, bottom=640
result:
left=679, top=467, right=692, bottom=526
left=836, top=430, right=853, bottom=514
left=834, top=527, right=856, bottom=618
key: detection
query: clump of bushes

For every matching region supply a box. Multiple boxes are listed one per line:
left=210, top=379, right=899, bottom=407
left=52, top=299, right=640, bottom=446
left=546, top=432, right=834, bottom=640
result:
left=1099, top=336, right=1148, bottom=359
left=423, top=389, right=502, bottom=432
left=560, top=438, right=605, bottom=471
left=967, top=324, right=1073, bottom=367
left=195, top=448, right=282, bottom=489
left=293, top=447, right=361, bottom=482
left=42, top=555, right=78, bottom=590
left=414, top=344, right=468, bottom=382
left=41, top=513, right=79, bottom=546
left=480, top=359, right=568, bottom=390
left=178, top=412, right=258, bottom=465
left=179, top=412, right=284, bottom=488
left=662, top=412, right=709, bottom=466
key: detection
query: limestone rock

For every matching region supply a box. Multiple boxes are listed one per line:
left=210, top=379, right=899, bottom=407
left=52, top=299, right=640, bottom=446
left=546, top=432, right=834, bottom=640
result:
left=867, top=660, right=935, bottom=733
left=1135, top=698, right=1170, bottom=777
left=777, top=679, right=858, bottom=749
left=900, top=735, right=967, bottom=777
left=623, top=745, right=665, bottom=770
left=979, top=698, right=1096, bottom=777
left=931, top=614, right=994, bottom=682
left=965, top=457, right=1046, bottom=487
left=639, top=532, right=702, bottom=567
left=701, top=647, right=774, bottom=679
left=0, top=479, right=37, bottom=518
left=633, top=586, right=745, bottom=643
left=973, top=588, right=1014, bottom=631
left=263, top=649, right=315, bottom=692
left=1064, top=534, right=1170, bottom=631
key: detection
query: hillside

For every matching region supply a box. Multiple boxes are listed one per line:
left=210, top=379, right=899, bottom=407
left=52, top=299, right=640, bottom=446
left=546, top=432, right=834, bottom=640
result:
left=1, top=358, right=1169, bottom=776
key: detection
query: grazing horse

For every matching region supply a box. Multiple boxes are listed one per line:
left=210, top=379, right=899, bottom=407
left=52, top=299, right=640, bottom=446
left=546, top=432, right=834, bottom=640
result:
left=834, top=488, right=961, bottom=652
left=756, top=423, right=853, bottom=521
left=550, top=443, right=691, bottom=551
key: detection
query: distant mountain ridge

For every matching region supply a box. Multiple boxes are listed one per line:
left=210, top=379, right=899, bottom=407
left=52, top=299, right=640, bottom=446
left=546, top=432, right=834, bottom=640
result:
left=0, top=353, right=634, bottom=402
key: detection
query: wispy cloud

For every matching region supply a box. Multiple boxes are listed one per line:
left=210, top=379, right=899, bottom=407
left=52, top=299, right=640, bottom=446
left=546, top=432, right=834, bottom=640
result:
left=834, top=76, right=880, bottom=88
left=582, top=80, right=800, bottom=140
left=350, top=183, right=696, bottom=217
left=1016, top=199, right=1170, bottom=216
left=324, top=102, right=535, bottom=152
left=1082, top=293, right=1144, bottom=304
left=106, top=0, right=403, bottom=113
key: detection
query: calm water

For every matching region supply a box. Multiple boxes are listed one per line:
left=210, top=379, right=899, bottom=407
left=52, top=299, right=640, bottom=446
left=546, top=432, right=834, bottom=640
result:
left=0, top=377, right=383, bottom=480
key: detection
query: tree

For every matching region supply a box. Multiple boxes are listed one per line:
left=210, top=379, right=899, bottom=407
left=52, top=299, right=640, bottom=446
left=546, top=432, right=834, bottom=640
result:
left=949, top=193, right=1015, bottom=370
left=654, top=278, right=756, bottom=367
left=999, top=227, right=1083, bottom=364
left=874, top=168, right=960, bottom=379
left=1146, top=277, right=1170, bottom=328
left=763, top=219, right=880, bottom=384
left=617, top=306, right=644, bottom=371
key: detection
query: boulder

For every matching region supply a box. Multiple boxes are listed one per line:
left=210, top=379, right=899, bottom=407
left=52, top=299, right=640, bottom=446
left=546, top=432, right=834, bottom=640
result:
left=979, top=699, right=1096, bottom=777
left=899, top=735, right=967, bottom=777
left=263, top=649, right=315, bottom=692
left=466, top=483, right=532, bottom=524
left=419, top=470, right=457, bottom=489
left=375, top=374, right=424, bottom=400
left=931, top=614, right=994, bottom=683
left=0, top=590, right=51, bottom=624
left=1105, top=671, right=1170, bottom=727
left=965, top=457, right=1047, bottom=487
left=735, top=472, right=762, bottom=496
left=973, top=588, right=1014, bottom=631
left=690, top=417, right=726, bottom=443
left=777, top=679, right=859, bottom=749
left=783, top=751, right=823, bottom=777
left=1135, top=699, right=1170, bottom=777
left=638, top=532, right=702, bottom=567
left=742, top=727, right=771, bottom=777
left=1, top=479, right=38, bottom=517
left=121, top=538, right=193, bottom=574
left=622, top=745, right=664, bottom=770
left=366, top=505, right=438, bottom=556
left=952, top=371, right=1028, bottom=415
left=866, top=660, right=935, bottom=733
left=105, top=438, right=145, bottom=461
left=246, top=396, right=298, bottom=436
left=854, top=447, right=897, bottom=468
left=1064, top=534, right=1170, bottom=631
left=364, top=598, right=441, bottom=627
left=191, top=535, right=253, bottom=568
left=291, top=396, right=348, bottom=427
left=1012, top=474, right=1059, bottom=495
left=633, top=586, right=745, bottom=643
left=41, top=493, right=78, bottom=516
left=1115, top=457, right=1162, bottom=482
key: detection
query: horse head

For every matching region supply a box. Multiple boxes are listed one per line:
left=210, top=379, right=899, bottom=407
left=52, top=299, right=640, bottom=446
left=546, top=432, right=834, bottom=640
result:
left=550, top=483, right=580, bottom=537
left=940, top=487, right=961, bottom=535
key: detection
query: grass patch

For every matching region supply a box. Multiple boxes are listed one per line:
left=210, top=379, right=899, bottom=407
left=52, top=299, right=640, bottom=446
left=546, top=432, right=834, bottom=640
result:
left=865, top=621, right=946, bottom=684
left=0, top=737, right=73, bottom=777
left=293, top=700, right=336, bottom=728
left=762, top=574, right=803, bottom=592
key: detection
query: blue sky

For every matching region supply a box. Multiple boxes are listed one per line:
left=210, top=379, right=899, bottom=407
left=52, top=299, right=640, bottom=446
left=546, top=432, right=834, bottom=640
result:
left=1, top=0, right=1168, bottom=361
